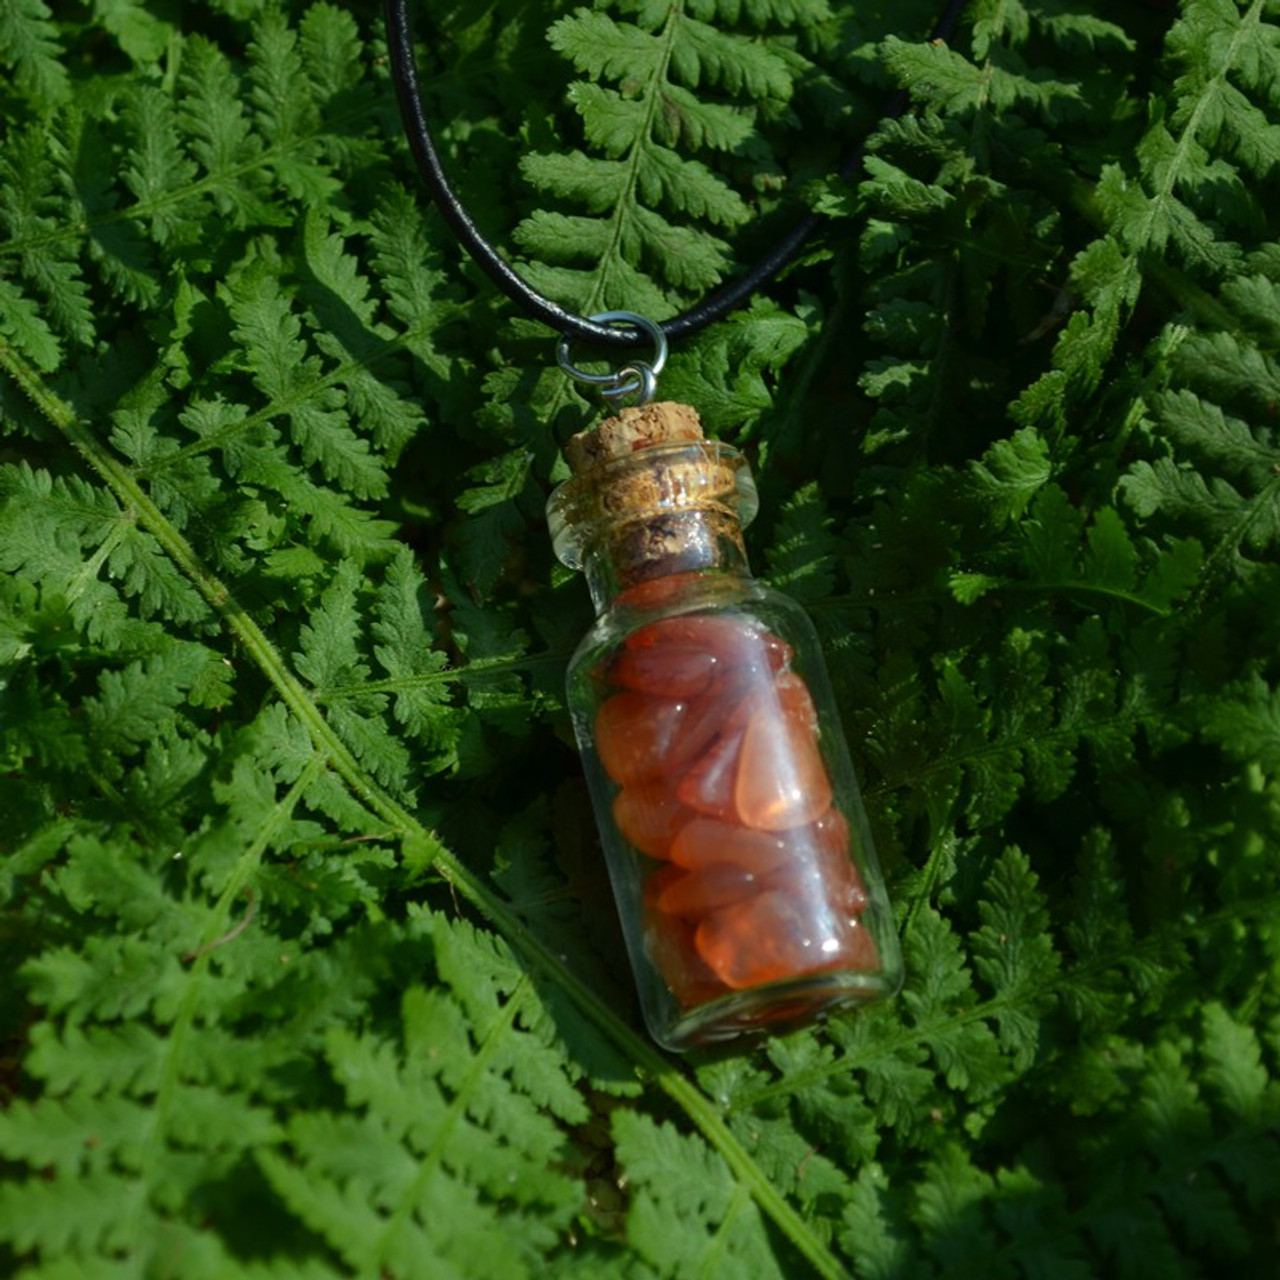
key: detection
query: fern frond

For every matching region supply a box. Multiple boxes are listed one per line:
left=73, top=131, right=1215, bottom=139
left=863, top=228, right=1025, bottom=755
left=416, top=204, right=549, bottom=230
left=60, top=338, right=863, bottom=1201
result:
left=901, top=905, right=1007, bottom=1096
left=882, top=34, right=1083, bottom=122
left=258, top=915, right=595, bottom=1279
left=0, top=127, right=94, bottom=368
left=515, top=0, right=816, bottom=308
left=1122, top=267, right=1280, bottom=585
left=952, top=482, right=1204, bottom=617
left=227, top=261, right=387, bottom=498
left=122, top=85, right=201, bottom=247
left=612, top=1112, right=790, bottom=1280
left=294, top=562, right=413, bottom=794
left=178, top=35, right=262, bottom=222
left=246, top=5, right=336, bottom=204
left=0, top=0, right=69, bottom=104
left=369, top=548, right=463, bottom=768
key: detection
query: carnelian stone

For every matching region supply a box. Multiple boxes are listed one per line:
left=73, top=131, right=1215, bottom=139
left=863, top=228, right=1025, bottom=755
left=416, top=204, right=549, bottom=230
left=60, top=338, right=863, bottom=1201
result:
left=823, top=855, right=869, bottom=917
left=677, top=674, right=753, bottom=753
left=810, top=808, right=869, bottom=913
left=734, top=673, right=833, bottom=831
left=717, top=805, right=867, bottom=928
left=642, top=865, right=686, bottom=916
left=694, top=890, right=872, bottom=989
left=595, top=690, right=718, bottom=785
left=669, top=817, right=791, bottom=876
left=765, top=840, right=869, bottom=923
left=675, top=722, right=747, bottom=819
left=642, top=911, right=728, bottom=1009
left=611, top=645, right=720, bottom=698
left=833, top=918, right=881, bottom=973
left=624, top=613, right=791, bottom=678
left=612, top=783, right=693, bottom=859
left=653, top=863, right=759, bottom=918
left=613, top=575, right=696, bottom=614
left=812, top=805, right=849, bottom=855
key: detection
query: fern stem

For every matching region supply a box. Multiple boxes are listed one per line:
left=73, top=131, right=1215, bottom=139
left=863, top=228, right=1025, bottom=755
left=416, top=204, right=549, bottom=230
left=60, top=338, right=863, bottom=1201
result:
left=373, top=974, right=533, bottom=1269
left=314, top=646, right=574, bottom=701
left=981, top=578, right=1172, bottom=616
left=0, top=338, right=850, bottom=1280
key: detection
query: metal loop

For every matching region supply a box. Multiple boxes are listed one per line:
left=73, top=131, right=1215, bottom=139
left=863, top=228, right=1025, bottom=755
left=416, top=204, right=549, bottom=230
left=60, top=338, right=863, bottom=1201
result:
left=556, top=312, right=668, bottom=404
left=600, top=361, right=658, bottom=407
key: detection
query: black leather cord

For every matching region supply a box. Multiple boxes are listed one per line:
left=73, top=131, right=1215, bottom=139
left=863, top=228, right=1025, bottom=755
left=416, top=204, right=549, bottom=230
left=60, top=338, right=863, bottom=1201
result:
left=385, top=0, right=968, bottom=350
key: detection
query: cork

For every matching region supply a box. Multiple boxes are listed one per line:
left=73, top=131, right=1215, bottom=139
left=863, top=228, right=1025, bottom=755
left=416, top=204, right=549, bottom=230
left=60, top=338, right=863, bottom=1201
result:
left=564, top=401, right=705, bottom=474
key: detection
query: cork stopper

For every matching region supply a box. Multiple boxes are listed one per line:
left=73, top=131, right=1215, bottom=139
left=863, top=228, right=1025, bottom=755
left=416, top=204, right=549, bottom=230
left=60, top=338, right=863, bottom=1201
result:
left=564, top=401, right=706, bottom=474
left=547, top=400, right=755, bottom=592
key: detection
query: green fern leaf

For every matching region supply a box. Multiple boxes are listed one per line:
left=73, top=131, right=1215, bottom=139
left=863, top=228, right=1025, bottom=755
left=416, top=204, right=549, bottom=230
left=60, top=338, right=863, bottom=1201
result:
left=247, top=5, right=338, bottom=204
left=612, top=1112, right=788, bottom=1280
left=84, top=644, right=210, bottom=764
left=549, top=10, right=663, bottom=81
left=970, top=847, right=1060, bottom=1068
left=122, top=85, right=200, bottom=247
left=92, top=0, right=173, bottom=64
left=178, top=35, right=260, bottom=221
left=0, top=0, right=69, bottom=104
left=259, top=916, right=596, bottom=1278
left=293, top=562, right=412, bottom=792
left=0, top=1173, right=145, bottom=1261
left=62, top=111, right=163, bottom=308
left=966, top=428, right=1053, bottom=525
left=670, top=17, right=791, bottom=97
left=0, top=274, right=61, bottom=371
left=226, top=263, right=388, bottom=499
left=369, top=548, right=463, bottom=768
left=902, top=907, right=1007, bottom=1096
left=1199, top=672, right=1280, bottom=773
left=518, top=0, right=815, bottom=305
left=0, top=127, right=95, bottom=356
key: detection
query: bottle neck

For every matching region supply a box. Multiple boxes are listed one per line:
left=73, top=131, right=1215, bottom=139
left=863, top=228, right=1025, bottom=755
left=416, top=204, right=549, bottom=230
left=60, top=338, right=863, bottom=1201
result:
left=583, top=509, right=751, bottom=614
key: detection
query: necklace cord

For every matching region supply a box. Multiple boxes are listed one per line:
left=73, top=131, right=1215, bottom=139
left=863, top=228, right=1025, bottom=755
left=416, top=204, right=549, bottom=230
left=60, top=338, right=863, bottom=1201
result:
left=385, top=0, right=967, bottom=350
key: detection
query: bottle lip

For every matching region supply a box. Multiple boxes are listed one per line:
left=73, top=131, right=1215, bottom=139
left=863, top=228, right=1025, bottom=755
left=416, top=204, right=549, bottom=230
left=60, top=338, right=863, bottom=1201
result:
left=546, top=439, right=759, bottom=570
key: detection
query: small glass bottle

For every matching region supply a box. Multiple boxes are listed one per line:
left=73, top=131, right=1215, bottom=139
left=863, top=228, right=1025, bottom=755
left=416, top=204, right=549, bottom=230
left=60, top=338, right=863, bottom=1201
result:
left=547, top=403, right=901, bottom=1050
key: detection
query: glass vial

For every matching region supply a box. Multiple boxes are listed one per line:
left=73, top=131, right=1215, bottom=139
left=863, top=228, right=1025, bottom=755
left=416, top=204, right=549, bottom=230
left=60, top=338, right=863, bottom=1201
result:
left=547, top=403, right=901, bottom=1050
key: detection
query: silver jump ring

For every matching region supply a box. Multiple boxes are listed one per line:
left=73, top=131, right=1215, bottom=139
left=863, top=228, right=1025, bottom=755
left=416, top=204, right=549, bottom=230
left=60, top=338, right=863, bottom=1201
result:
left=556, top=312, right=668, bottom=406
left=601, top=361, right=658, bottom=406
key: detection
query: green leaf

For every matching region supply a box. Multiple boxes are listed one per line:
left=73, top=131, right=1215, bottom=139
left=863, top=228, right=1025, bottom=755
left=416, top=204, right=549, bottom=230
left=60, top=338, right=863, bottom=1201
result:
left=967, top=428, right=1053, bottom=524
left=0, top=0, right=69, bottom=104
left=613, top=1112, right=788, bottom=1280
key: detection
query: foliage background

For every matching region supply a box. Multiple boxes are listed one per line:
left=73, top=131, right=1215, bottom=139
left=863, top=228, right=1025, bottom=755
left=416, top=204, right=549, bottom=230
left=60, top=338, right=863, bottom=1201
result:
left=2, top=0, right=1279, bottom=1276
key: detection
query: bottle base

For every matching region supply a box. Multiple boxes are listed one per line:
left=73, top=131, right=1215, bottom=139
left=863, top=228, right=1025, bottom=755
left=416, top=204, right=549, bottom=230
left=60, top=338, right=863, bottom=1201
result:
left=651, top=968, right=899, bottom=1052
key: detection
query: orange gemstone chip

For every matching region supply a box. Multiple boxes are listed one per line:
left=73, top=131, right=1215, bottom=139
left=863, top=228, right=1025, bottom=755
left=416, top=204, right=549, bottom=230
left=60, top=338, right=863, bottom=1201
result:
left=695, top=892, right=878, bottom=990
left=733, top=673, right=832, bottom=831
left=653, top=863, right=759, bottom=918
left=612, top=783, right=693, bottom=859
left=669, top=817, right=792, bottom=875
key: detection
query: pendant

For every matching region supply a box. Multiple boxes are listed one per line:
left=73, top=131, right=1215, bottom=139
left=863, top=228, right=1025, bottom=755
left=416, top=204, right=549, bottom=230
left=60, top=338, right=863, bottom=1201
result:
left=547, top=313, right=901, bottom=1050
